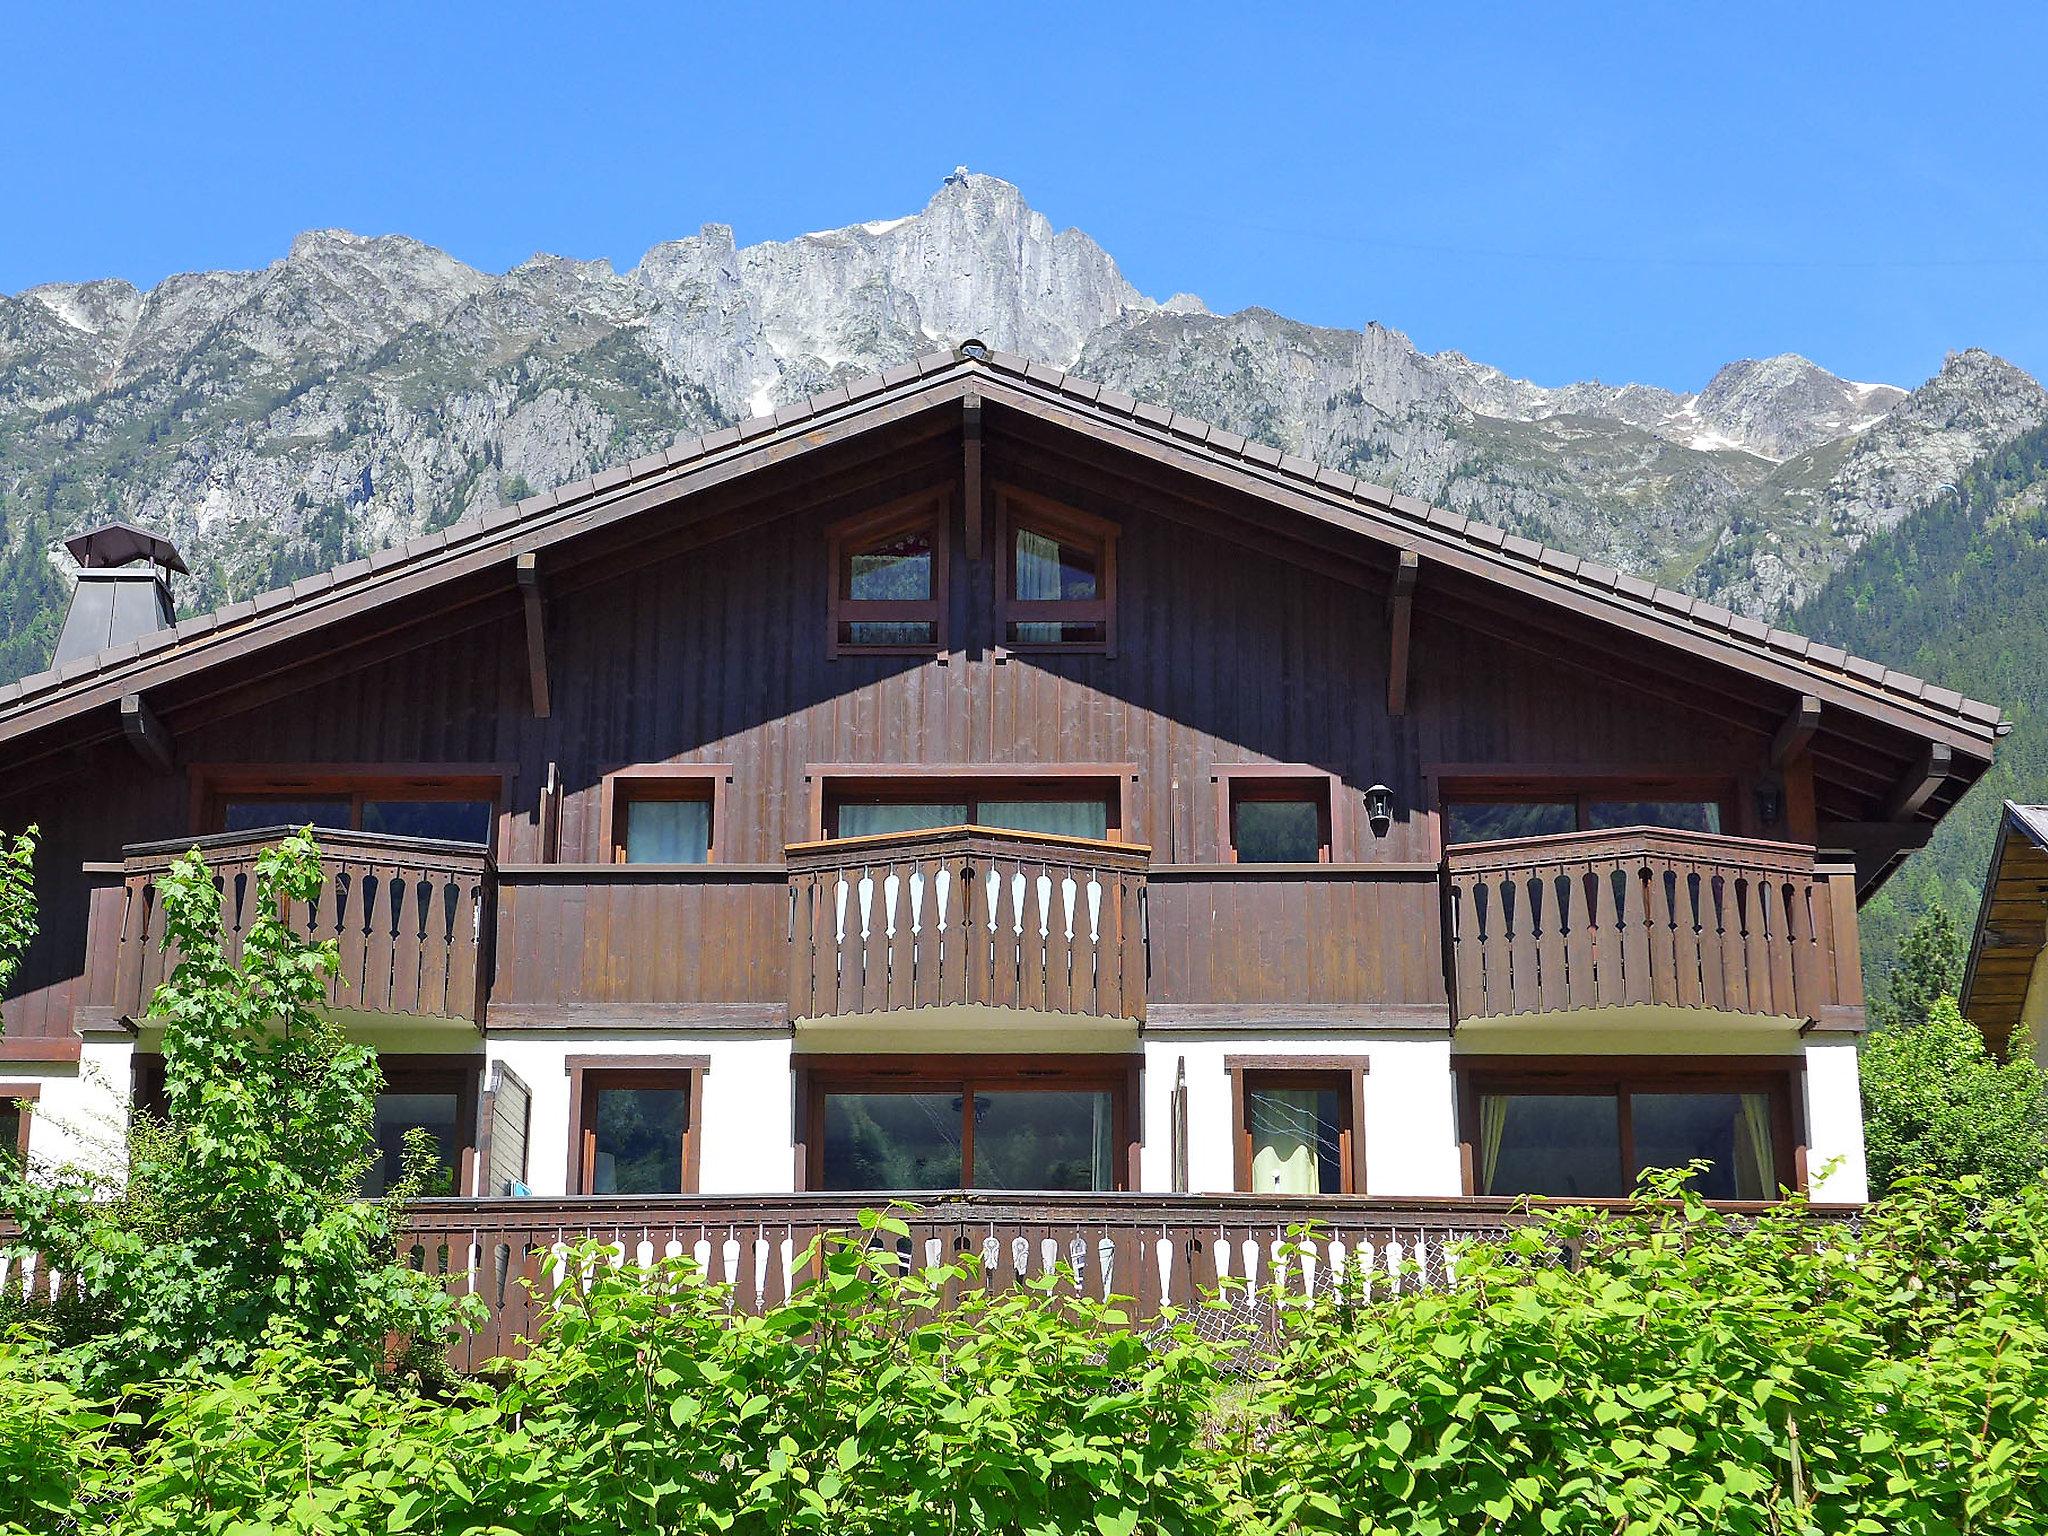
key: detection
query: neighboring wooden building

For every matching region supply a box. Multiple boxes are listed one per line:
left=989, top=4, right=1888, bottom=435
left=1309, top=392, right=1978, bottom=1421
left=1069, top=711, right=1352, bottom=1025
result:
left=0, top=346, right=2005, bottom=1246
left=1961, top=803, right=2048, bottom=1067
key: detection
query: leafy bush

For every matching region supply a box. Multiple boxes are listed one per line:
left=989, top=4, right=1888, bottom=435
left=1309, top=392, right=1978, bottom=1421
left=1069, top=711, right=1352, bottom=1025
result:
left=0, top=826, right=34, bottom=998
left=1863, top=995, right=2048, bottom=1198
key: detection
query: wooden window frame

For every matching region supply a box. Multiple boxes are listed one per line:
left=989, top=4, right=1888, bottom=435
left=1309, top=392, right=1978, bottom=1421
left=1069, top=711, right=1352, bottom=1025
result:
left=805, top=764, right=1139, bottom=843
left=596, top=764, right=732, bottom=864
left=0, top=1083, right=38, bottom=1165
left=793, top=1053, right=1141, bottom=1192
left=194, top=764, right=505, bottom=848
left=565, top=1054, right=709, bottom=1196
left=996, top=486, right=1118, bottom=656
left=1433, top=769, right=1737, bottom=850
left=1227, top=1056, right=1368, bottom=1195
left=1213, top=765, right=1341, bottom=864
left=827, top=489, right=951, bottom=659
left=1451, top=1054, right=1807, bottom=1201
left=371, top=1054, right=484, bottom=1198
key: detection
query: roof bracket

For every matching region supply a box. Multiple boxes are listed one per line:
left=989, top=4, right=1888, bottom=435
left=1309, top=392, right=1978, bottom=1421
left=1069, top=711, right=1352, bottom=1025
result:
left=1883, top=740, right=1952, bottom=821
left=962, top=393, right=985, bottom=563
left=1772, top=693, right=1822, bottom=768
left=119, top=692, right=173, bottom=775
left=1387, top=550, right=1420, bottom=717
left=515, top=552, right=551, bottom=720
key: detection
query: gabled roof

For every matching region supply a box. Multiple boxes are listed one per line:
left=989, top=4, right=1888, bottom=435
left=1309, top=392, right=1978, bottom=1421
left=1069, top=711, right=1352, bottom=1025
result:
left=1961, top=802, right=2048, bottom=1055
left=0, top=345, right=2006, bottom=762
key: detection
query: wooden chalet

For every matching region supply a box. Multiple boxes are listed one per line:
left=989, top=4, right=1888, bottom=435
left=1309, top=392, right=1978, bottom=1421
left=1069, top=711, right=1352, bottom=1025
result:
left=0, top=343, right=2005, bottom=1343
left=1961, top=802, right=2048, bottom=1065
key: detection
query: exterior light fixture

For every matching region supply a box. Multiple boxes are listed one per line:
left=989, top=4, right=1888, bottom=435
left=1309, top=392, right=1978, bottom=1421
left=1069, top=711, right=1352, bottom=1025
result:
left=1365, top=784, right=1394, bottom=838
left=1754, top=776, right=1785, bottom=831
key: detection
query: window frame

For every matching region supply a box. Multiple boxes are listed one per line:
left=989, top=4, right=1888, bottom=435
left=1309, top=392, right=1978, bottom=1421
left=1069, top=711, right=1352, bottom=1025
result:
left=1213, top=766, right=1341, bottom=864
left=826, top=489, right=952, bottom=659
left=1452, top=1055, right=1806, bottom=1202
left=1227, top=1056, right=1368, bottom=1195
left=196, top=765, right=504, bottom=849
left=596, top=764, right=732, bottom=864
left=0, top=1083, right=38, bottom=1166
left=564, top=1054, right=709, bottom=1196
left=366, top=1054, right=483, bottom=1199
left=807, top=765, right=1138, bottom=843
left=794, top=1054, right=1140, bottom=1192
left=1434, top=770, right=1737, bottom=849
left=995, top=487, right=1118, bottom=655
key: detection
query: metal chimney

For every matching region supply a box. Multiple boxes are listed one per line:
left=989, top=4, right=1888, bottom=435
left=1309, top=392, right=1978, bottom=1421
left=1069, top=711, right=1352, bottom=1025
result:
left=51, top=521, right=188, bottom=669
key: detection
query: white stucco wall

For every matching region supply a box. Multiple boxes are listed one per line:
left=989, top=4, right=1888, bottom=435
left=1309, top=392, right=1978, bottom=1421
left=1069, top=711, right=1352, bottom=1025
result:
left=1139, top=1032, right=1462, bottom=1196
left=1802, top=1036, right=1869, bottom=1203
left=8, top=1035, right=133, bottom=1179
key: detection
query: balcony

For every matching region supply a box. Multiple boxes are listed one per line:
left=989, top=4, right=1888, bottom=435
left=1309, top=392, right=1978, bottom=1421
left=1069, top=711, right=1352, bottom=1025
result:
left=85, top=828, right=493, bottom=1026
left=1442, top=828, right=1861, bottom=1027
left=786, top=826, right=1149, bottom=1022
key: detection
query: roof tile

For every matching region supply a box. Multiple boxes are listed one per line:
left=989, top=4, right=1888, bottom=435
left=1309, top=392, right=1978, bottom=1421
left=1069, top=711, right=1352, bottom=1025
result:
left=1730, top=614, right=1770, bottom=643
left=1502, top=534, right=1544, bottom=562
left=627, top=451, right=668, bottom=479
left=990, top=350, right=1033, bottom=375
left=1025, top=360, right=1067, bottom=388
left=1315, top=467, right=1358, bottom=495
left=1690, top=601, right=1734, bottom=631
left=701, top=426, right=743, bottom=453
left=1808, top=642, right=1848, bottom=669
left=1576, top=560, right=1619, bottom=589
left=1170, top=413, right=1211, bottom=442
left=1134, top=401, right=1173, bottom=428
left=1422, top=506, right=1467, bottom=534
left=915, top=347, right=957, bottom=375
left=1208, top=430, right=1246, bottom=455
left=879, top=362, right=920, bottom=388
left=1962, top=698, right=2004, bottom=725
left=1064, top=377, right=1102, bottom=403
left=290, top=574, right=331, bottom=602
left=249, top=587, right=293, bottom=616
left=1615, top=573, right=1657, bottom=601
left=1097, top=388, right=1138, bottom=417
left=841, top=372, right=885, bottom=402
left=1468, top=523, right=1508, bottom=550
left=1924, top=684, right=1965, bottom=712
left=1538, top=548, right=1581, bottom=576
left=1242, top=441, right=1284, bottom=468
left=1279, top=452, right=1318, bottom=478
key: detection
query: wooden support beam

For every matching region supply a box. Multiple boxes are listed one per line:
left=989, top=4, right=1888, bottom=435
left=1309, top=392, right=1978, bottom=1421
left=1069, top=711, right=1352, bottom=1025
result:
left=119, top=692, right=173, bottom=774
left=962, top=393, right=985, bottom=562
left=514, top=552, right=551, bottom=719
left=1772, top=693, right=1822, bottom=768
left=1386, top=549, right=1419, bottom=717
left=1883, top=741, right=1952, bottom=822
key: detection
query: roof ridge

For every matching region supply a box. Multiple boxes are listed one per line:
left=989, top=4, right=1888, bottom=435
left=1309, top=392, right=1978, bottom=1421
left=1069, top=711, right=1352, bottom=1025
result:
left=0, top=343, right=2005, bottom=736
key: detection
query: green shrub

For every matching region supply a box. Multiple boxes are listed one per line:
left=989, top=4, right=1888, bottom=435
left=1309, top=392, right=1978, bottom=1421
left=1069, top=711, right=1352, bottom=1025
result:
left=1863, top=995, right=2048, bottom=1197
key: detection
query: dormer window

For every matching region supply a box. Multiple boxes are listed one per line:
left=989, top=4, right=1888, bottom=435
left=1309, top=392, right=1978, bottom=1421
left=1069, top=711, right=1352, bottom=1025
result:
left=999, top=489, right=1116, bottom=652
left=827, top=491, right=949, bottom=656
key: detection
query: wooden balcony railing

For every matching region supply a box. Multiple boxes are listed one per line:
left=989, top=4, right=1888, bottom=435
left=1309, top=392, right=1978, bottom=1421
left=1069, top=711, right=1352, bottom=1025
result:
left=1443, top=828, right=1858, bottom=1025
left=85, top=828, right=493, bottom=1025
left=786, top=826, right=1149, bottom=1021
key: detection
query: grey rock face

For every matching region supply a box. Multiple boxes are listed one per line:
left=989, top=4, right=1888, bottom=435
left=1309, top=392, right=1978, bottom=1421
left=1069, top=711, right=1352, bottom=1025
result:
left=0, top=170, right=2040, bottom=681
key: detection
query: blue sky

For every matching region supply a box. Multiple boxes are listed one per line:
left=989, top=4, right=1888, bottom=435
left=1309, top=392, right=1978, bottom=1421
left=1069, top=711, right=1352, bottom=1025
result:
left=5, top=2, right=2044, bottom=392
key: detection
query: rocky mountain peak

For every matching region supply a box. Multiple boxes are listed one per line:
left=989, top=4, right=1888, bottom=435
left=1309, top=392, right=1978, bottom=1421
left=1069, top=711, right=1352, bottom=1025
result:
left=1691, top=353, right=1906, bottom=461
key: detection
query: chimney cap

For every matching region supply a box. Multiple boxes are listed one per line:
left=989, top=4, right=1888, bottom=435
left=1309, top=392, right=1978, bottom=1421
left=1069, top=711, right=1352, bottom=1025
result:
left=64, top=521, right=189, bottom=575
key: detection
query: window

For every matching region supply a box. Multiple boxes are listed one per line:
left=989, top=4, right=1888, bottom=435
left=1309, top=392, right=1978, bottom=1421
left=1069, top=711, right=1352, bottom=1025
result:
left=1459, top=1062, right=1796, bottom=1201
left=824, top=777, right=1120, bottom=842
left=362, top=1058, right=478, bottom=1197
left=1441, top=781, right=1730, bottom=846
left=1229, top=1059, right=1366, bottom=1194
left=1213, top=768, right=1340, bottom=863
left=802, top=1058, right=1134, bottom=1192
left=998, top=489, right=1116, bottom=651
left=599, top=766, right=729, bottom=864
left=828, top=492, right=949, bottom=655
left=566, top=1057, right=708, bottom=1195
left=0, top=1085, right=34, bottom=1168
left=209, top=773, right=497, bottom=846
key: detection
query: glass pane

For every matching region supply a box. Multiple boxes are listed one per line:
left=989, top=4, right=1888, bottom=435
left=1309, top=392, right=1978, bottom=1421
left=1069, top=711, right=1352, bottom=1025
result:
left=848, top=531, right=933, bottom=601
left=1587, top=800, right=1723, bottom=834
left=843, top=620, right=936, bottom=647
left=0, top=1104, right=19, bottom=1167
left=1443, top=800, right=1577, bottom=844
left=971, top=1090, right=1116, bottom=1191
left=364, top=1090, right=460, bottom=1197
left=361, top=799, right=493, bottom=844
left=623, top=798, right=710, bottom=863
left=821, top=1092, right=962, bottom=1190
left=835, top=802, right=969, bottom=838
left=1632, top=1091, right=1774, bottom=1200
left=592, top=1086, right=689, bottom=1195
left=977, top=799, right=1110, bottom=840
left=1248, top=1084, right=1345, bottom=1194
left=221, top=798, right=353, bottom=833
left=1007, top=620, right=1107, bottom=645
left=1235, top=799, right=1322, bottom=862
left=1014, top=527, right=1097, bottom=601
left=1478, top=1093, right=1624, bottom=1198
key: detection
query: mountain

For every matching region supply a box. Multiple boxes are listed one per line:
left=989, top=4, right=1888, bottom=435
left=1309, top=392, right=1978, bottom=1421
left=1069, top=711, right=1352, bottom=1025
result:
left=0, top=168, right=2039, bottom=694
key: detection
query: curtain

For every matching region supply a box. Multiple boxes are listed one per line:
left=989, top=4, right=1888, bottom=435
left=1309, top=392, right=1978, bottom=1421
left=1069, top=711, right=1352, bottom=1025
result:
left=1249, top=1088, right=1322, bottom=1195
left=1735, top=1093, right=1776, bottom=1200
left=624, top=799, right=710, bottom=863
left=836, top=802, right=968, bottom=838
left=1478, top=1095, right=1511, bottom=1195
left=1014, top=528, right=1064, bottom=643
left=976, top=799, right=1109, bottom=840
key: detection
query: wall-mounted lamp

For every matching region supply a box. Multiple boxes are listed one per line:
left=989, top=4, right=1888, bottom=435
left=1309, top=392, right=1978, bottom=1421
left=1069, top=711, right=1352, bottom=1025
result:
left=1365, top=783, right=1395, bottom=838
left=1754, top=775, right=1784, bottom=831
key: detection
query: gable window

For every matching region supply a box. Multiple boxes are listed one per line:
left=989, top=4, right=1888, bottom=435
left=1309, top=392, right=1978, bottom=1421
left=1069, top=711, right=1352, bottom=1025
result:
left=599, top=766, right=729, bottom=864
left=824, top=777, right=1121, bottom=843
left=566, top=1056, right=708, bottom=1195
left=828, top=492, right=949, bottom=656
left=209, top=773, right=498, bottom=847
left=1441, top=779, right=1730, bottom=846
left=998, top=489, right=1116, bottom=652
left=1229, top=1058, right=1367, bottom=1194
left=1457, top=1061, right=1797, bottom=1202
left=801, top=1057, right=1134, bottom=1192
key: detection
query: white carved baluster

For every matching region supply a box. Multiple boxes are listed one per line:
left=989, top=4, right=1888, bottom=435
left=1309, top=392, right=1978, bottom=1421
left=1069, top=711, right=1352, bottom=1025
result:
left=833, top=877, right=851, bottom=983
left=693, top=1237, right=713, bottom=1277
left=1096, top=1235, right=1117, bottom=1299
left=1300, top=1240, right=1319, bottom=1300
left=1010, top=1235, right=1031, bottom=1279
left=1060, top=875, right=1079, bottom=997
left=1155, top=1234, right=1176, bottom=1304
